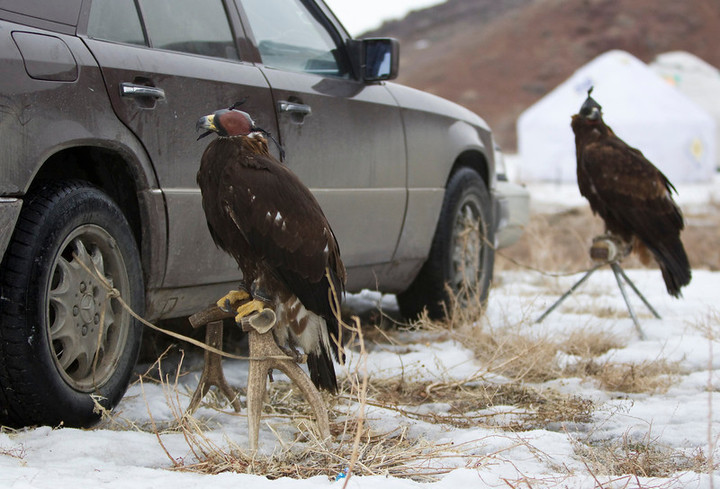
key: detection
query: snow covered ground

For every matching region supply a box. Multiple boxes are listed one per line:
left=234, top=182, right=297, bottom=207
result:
left=1, top=176, right=718, bottom=489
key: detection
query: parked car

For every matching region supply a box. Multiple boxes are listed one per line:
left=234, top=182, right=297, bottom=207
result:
left=0, top=0, right=529, bottom=428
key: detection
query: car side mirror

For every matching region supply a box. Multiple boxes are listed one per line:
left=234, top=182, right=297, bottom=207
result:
left=348, top=38, right=399, bottom=82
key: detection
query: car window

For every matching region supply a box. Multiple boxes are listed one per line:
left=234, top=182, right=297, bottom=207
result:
left=87, top=0, right=147, bottom=46
left=239, top=0, right=347, bottom=77
left=138, top=0, right=239, bottom=60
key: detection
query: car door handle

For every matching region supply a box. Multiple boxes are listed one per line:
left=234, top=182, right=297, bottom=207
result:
left=278, top=100, right=312, bottom=116
left=120, top=82, right=166, bottom=100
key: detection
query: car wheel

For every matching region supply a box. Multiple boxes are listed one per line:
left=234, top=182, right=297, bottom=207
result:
left=0, top=181, right=144, bottom=427
left=397, top=168, right=495, bottom=320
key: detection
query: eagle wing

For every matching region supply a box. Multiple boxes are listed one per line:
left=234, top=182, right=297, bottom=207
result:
left=217, top=152, right=345, bottom=322
left=578, top=134, right=690, bottom=296
left=578, top=136, right=684, bottom=240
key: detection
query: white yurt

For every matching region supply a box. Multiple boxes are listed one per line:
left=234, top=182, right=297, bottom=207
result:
left=651, top=51, right=720, bottom=170
left=516, top=50, right=716, bottom=183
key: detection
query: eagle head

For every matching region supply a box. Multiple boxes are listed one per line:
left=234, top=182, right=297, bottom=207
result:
left=196, top=108, right=256, bottom=140
left=578, top=87, right=602, bottom=121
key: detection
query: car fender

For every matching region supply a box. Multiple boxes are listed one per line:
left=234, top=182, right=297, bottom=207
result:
left=383, top=83, right=495, bottom=265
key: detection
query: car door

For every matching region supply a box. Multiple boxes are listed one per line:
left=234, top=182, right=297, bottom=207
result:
left=234, top=0, right=408, bottom=268
left=81, top=0, right=277, bottom=289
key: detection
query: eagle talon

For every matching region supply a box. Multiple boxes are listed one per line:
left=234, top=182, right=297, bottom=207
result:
left=217, top=289, right=250, bottom=312
left=219, top=298, right=233, bottom=313
left=234, top=298, right=265, bottom=318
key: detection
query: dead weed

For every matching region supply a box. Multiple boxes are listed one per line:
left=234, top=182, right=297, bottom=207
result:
left=368, top=376, right=594, bottom=431
left=496, top=202, right=720, bottom=274
left=566, top=359, right=683, bottom=394
left=575, top=431, right=718, bottom=477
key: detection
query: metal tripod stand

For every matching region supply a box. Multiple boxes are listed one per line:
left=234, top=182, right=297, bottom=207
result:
left=535, top=236, right=661, bottom=340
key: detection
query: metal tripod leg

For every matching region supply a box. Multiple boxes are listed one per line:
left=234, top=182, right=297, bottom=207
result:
left=611, top=263, right=662, bottom=319
left=535, top=265, right=601, bottom=324
left=536, top=261, right=660, bottom=340
left=610, top=263, right=646, bottom=340
left=536, top=233, right=662, bottom=338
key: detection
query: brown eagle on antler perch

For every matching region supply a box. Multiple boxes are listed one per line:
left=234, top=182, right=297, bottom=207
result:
left=195, top=103, right=346, bottom=449
left=571, top=88, right=691, bottom=297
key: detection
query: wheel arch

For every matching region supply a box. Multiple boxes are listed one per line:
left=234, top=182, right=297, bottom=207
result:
left=31, top=147, right=140, bottom=244
left=447, top=149, right=496, bottom=245
left=448, top=149, right=490, bottom=190
left=28, top=144, right=167, bottom=289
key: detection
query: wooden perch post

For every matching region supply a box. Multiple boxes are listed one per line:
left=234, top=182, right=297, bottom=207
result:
left=186, top=300, right=332, bottom=451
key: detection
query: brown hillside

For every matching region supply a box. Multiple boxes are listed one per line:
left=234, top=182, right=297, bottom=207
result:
left=366, top=0, right=720, bottom=151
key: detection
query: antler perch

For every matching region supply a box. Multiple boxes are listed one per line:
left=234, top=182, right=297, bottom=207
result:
left=187, top=300, right=331, bottom=451
left=185, top=319, right=242, bottom=415
left=243, top=310, right=331, bottom=451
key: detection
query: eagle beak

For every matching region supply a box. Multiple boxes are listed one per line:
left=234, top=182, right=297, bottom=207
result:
left=196, top=114, right=217, bottom=140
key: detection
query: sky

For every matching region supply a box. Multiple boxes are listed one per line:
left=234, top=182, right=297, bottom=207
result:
left=323, top=0, right=445, bottom=36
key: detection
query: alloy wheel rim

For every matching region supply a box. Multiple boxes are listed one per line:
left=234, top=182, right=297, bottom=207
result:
left=45, top=225, right=131, bottom=392
left=450, top=197, right=485, bottom=293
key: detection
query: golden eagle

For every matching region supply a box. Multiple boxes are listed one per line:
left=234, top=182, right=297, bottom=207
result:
left=196, top=106, right=346, bottom=392
left=571, top=89, right=691, bottom=297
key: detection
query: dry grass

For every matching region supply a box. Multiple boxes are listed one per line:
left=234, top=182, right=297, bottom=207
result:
left=566, top=359, right=683, bottom=395
left=412, top=290, right=680, bottom=397
left=559, top=328, right=625, bottom=357
left=121, top=299, right=709, bottom=483
left=496, top=202, right=720, bottom=274
left=143, top=366, right=592, bottom=480
left=138, top=336, right=492, bottom=482
left=114, top=201, right=720, bottom=483
left=0, top=442, right=26, bottom=461
left=692, top=309, right=720, bottom=344
left=495, top=208, right=601, bottom=275
left=411, top=283, right=564, bottom=383
left=575, top=431, right=718, bottom=478
left=465, top=327, right=564, bottom=383
left=368, top=376, right=594, bottom=431
left=172, top=414, right=464, bottom=481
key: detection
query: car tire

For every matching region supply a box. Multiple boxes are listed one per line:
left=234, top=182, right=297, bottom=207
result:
left=0, top=181, right=144, bottom=428
left=397, top=168, right=495, bottom=320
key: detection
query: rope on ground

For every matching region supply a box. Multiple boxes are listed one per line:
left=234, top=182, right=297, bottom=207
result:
left=482, top=232, right=610, bottom=277
left=72, top=224, right=604, bottom=364
left=72, top=252, right=292, bottom=362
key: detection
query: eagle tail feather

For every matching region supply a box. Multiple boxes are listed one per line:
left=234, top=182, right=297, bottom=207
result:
left=647, top=238, right=691, bottom=298
left=307, top=345, right=338, bottom=393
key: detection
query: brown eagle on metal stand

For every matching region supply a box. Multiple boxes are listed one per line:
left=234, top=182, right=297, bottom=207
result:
left=571, top=88, right=691, bottom=297
left=195, top=105, right=346, bottom=447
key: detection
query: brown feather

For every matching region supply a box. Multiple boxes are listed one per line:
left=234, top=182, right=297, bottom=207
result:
left=571, top=107, right=691, bottom=297
left=197, top=132, right=346, bottom=392
left=634, top=240, right=653, bottom=267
